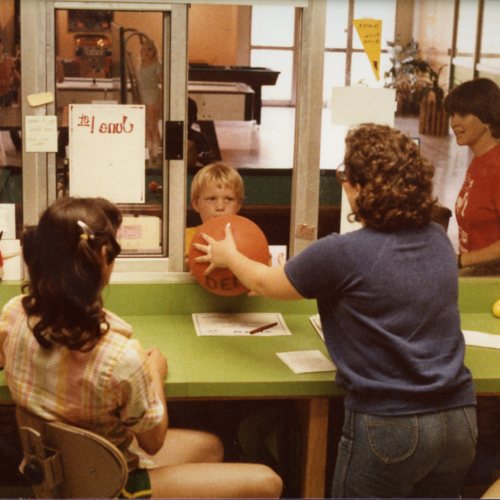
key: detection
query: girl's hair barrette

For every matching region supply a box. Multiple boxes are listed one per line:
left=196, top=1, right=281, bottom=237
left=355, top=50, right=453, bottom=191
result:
left=77, top=220, right=95, bottom=241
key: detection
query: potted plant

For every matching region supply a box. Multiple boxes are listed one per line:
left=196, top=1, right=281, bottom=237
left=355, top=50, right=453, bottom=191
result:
left=416, top=63, right=449, bottom=136
left=385, top=40, right=449, bottom=136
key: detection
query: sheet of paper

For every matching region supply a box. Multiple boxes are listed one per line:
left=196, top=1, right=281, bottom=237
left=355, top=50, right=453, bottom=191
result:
left=117, top=215, right=161, bottom=253
left=463, top=330, right=500, bottom=350
left=192, top=312, right=291, bottom=336
left=69, top=104, right=145, bottom=203
left=25, top=115, right=58, bottom=152
left=0, top=204, right=16, bottom=240
left=269, top=245, right=287, bottom=267
left=330, top=87, right=396, bottom=235
left=27, top=92, right=54, bottom=107
left=277, top=350, right=336, bottom=374
left=330, top=87, right=396, bottom=127
left=309, top=314, right=324, bottom=341
left=0, top=239, right=22, bottom=280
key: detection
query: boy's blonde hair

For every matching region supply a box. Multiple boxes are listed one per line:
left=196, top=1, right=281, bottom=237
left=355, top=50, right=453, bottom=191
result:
left=190, top=162, right=244, bottom=204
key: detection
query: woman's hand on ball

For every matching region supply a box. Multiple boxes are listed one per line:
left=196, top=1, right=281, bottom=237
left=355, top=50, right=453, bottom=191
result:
left=194, top=222, right=237, bottom=274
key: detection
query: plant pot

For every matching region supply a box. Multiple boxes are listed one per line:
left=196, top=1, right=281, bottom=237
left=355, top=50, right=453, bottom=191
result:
left=418, top=92, right=449, bottom=136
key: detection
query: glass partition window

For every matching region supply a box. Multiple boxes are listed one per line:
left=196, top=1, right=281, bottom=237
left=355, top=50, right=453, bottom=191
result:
left=323, top=0, right=395, bottom=97
left=321, top=0, right=396, bottom=176
left=55, top=9, right=165, bottom=256
left=455, top=0, right=478, bottom=66
left=250, top=49, right=293, bottom=101
left=323, top=53, right=347, bottom=101
left=251, top=5, right=295, bottom=47
left=0, top=15, right=22, bottom=240
left=479, top=0, right=500, bottom=71
left=352, top=0, right=395, bottom=52
left=250, top=4, right=295, bottom=102
left=325, top=0, right=349, bottom=49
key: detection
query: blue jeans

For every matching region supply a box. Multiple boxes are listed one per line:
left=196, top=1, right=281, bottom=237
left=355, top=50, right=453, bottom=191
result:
left=331, top=406, right=477, bottom=498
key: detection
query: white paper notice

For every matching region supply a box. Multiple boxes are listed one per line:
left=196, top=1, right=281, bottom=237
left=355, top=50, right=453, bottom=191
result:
left=192, top=312, right=291, bottom=336
left=25, top=115, right=58, bottom=152
left=269, top=245, right=287, bottom=267
left=69, top=104, right=145, bottom=203
left=0, top=204, right=16, bottom=240
left=330, top=87, right=396, bottom=235
left=330, top=87, right=396, bottom=127
left=463, top=330, right=500, bottom=350
left=118, top=215, right=161, bottom=253
left=277, top=350, right=336, bottom=374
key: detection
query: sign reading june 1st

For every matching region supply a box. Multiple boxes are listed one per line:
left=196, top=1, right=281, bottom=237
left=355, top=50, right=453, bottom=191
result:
left=69, top=104, right=146, bottom=203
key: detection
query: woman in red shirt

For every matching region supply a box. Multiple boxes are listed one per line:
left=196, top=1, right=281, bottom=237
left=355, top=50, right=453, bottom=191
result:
left=444, top=78, right=500, bottom=275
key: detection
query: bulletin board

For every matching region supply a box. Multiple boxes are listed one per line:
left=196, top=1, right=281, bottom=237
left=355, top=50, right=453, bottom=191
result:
left=69, top=104, right=146, bottom=203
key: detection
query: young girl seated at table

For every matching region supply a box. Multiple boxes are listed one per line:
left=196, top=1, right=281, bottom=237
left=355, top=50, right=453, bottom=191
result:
left=0, top=196, right=282, bottom=499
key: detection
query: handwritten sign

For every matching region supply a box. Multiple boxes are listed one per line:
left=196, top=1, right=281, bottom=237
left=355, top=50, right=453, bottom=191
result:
left=353, top=18, right=382, bottom=80
left=69, top=104, right=145, bottom=203
left=25, top=115, right=58, bottom=152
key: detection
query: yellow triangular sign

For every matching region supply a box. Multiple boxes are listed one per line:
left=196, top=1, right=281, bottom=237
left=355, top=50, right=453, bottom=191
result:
left=353, top=18, right=382, bottom=80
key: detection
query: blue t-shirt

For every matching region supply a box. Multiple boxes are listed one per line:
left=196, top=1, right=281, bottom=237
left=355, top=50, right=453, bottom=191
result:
left=285, top=223, right=476, bottom=415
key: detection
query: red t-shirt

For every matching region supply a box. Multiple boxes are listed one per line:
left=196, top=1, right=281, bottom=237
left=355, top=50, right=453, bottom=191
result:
left=455, top=143, right=500, bottom=252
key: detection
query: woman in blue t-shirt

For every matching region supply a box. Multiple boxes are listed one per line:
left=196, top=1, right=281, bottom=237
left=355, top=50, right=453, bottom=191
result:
left=194, top=123, right=477, bottom=498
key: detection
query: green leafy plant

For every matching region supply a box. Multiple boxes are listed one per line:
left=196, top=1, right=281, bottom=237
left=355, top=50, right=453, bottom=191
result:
left=385, top=40, right=446, bottom=116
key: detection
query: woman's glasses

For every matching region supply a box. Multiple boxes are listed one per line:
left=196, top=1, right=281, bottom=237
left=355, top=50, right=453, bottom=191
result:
left=336, top=162, right=348, bottom=184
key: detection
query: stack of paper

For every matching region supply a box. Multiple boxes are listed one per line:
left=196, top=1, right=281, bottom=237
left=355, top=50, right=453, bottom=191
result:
left=277, top=350, right=336, bottom=374
left=463, top=330, right=500, bottom=349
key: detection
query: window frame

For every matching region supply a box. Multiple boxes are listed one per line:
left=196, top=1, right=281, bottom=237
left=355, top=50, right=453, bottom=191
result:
left=19, top=0, right=325, bottom=282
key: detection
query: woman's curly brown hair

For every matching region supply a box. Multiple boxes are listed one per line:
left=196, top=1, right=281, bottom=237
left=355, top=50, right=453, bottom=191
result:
left=344, top=123, right=436, bottom=231
left=21, top=197, right=122, bottom=352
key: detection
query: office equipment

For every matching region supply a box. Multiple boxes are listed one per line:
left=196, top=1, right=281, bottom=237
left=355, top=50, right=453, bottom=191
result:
left=189, top=64, right=280, bottom=124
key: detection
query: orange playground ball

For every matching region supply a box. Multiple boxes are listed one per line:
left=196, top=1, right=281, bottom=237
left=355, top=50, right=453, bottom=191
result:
left=189, top=214, right=270, bottom=296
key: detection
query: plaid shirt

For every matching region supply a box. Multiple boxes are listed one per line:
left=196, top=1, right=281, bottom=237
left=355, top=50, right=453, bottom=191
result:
left=0, top=295, right=164, bottom=469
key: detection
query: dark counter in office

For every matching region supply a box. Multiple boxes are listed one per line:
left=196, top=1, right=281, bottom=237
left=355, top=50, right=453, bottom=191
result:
left=188, top=64, right=280, bottom=124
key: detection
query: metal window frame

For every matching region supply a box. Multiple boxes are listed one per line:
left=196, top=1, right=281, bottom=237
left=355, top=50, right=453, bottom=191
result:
left=19, top=0, right=325, bottom=281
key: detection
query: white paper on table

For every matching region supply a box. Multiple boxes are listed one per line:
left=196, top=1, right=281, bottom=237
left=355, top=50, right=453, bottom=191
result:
left=309, top=314, right=324, bottom=341
left=463, top=330, right=500, bottom=349
left=277, top=350, right=336, bottom=374
left=192, top=312, right=291, bottom=336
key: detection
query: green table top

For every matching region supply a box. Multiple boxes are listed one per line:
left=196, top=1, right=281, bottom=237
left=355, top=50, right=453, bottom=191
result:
left=0, top=277, right=499, bottom=400
left=124, top=313, right=335, bottom=399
